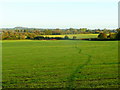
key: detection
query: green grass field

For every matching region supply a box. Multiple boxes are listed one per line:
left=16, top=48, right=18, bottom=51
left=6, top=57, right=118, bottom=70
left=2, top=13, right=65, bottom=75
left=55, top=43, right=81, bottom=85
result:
left=2, top=40, right=119, bottom=88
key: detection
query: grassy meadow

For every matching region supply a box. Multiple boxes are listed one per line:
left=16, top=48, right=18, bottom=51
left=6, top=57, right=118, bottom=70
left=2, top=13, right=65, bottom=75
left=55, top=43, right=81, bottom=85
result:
left=2, top=39, right=119, bottom=88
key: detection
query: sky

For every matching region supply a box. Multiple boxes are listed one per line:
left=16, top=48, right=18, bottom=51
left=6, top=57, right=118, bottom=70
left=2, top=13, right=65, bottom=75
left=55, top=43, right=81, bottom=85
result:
left=0, top=0, right=119, bottom=29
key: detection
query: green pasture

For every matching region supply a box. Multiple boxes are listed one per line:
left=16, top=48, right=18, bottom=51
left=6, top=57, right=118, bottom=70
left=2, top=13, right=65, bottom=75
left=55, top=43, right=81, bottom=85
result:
left=2, top=40, right=119, bottom=88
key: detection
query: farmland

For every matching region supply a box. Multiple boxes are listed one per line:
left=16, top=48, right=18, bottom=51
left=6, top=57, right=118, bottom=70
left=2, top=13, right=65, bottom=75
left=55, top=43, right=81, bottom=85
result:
left=2, top=40, right=119, bottom=88
left=42, top=34, right=98, bottom=39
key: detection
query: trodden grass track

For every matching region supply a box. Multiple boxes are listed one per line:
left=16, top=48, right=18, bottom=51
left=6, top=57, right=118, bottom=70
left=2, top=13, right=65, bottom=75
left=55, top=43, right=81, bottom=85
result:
left=2, top=40, right=119, bottom=88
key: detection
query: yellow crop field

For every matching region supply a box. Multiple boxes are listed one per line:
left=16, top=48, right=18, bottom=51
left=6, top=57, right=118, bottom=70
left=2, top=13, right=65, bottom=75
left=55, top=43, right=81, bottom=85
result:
left=41, top=34, right=98, bottom=39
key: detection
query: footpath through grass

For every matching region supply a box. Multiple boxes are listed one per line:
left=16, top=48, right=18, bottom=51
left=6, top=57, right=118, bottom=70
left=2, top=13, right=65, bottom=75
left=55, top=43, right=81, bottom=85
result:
left=2, top=40, right=119, bottom=88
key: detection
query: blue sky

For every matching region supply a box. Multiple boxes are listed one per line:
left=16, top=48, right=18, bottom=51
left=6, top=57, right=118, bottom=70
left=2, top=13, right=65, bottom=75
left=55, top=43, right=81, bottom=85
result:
left=0, top=0, right=119, bottom=29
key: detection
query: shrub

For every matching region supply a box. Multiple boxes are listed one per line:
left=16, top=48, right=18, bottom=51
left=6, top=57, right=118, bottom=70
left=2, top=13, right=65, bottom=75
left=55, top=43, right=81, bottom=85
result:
left=34, top=36, right=44, bottom=40
left=54, top=37, right=63, bottom=40
left=116, top=31, right=120, bottom=40
left=107, top=33, right=116, bottom=39
left=98, top=33, right=107, bottom=39
left=44, top=37, right=51, bottom=40
left=73, top=36, right=77, bottom=39
left=64, top=35, right=69, bottom=39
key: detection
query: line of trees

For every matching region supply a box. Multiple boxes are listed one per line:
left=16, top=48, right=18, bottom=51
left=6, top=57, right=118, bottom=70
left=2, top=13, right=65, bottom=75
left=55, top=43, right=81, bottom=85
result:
left=1, top=30, right=77, bottom=40
left=1, top=27, right=120, bottom=40
left=1, top=27, right=117, bottom=35
left=98, top=29, right=120, bottom=40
